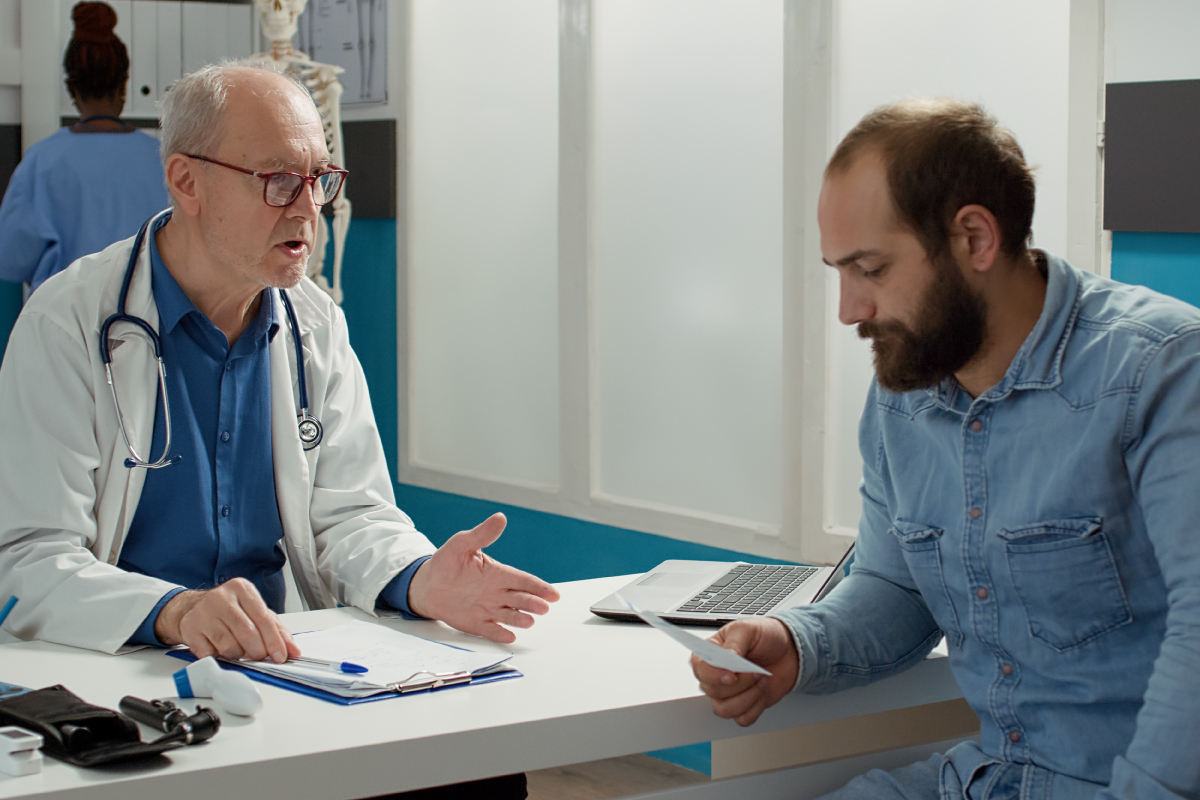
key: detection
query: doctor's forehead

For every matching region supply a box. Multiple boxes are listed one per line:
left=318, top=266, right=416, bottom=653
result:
left=217, top=70, right=329, bottom=166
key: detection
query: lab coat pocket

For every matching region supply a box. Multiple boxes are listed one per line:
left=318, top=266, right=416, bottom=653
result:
left=889, top=522, right=964, bottom=648
left=998, top=517, right=1132, bottom=651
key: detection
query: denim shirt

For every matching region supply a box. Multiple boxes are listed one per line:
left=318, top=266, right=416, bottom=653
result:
left=775, top=252, right=1200, bottom=800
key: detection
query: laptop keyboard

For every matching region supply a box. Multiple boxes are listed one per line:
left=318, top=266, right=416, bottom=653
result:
left=675, top=564, right=819, bottom=616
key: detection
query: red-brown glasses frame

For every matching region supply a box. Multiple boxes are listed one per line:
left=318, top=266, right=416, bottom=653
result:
left=185, top=153, right=349, bottom=207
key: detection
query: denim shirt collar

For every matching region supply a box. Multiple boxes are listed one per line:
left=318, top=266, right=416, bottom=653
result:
left=927, top=250, right=1082, bottom=410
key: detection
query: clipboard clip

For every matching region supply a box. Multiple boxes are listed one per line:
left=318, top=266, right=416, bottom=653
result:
left=389, top=670, right=472, bottom=694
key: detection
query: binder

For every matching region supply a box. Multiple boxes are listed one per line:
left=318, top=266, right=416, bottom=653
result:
left=166, top=621, right=522, bottom=705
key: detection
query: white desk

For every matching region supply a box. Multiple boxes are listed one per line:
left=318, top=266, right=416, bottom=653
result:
left=0, top=576, right=965, bottom=799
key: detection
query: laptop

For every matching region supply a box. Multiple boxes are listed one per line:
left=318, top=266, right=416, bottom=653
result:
left=590, top=543, right=855, bottom=627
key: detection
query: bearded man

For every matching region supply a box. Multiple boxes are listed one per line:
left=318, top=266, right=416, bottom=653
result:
left=693, top=99, right=1200, bottom=799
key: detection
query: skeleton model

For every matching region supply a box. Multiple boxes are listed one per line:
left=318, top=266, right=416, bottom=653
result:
left=251, top=0, right=351, bottom=304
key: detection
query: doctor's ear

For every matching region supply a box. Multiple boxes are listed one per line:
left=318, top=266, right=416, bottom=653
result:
left=164, top=153, right=203, bottom=217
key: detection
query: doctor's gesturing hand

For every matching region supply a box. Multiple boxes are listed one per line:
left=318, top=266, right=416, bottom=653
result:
left=692, top=618, right=800, bottom=727
left=407, top=513, right=562, bottom=644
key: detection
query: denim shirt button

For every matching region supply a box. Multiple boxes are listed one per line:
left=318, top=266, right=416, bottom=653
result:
left=970, top=420, right=983, bottom=432
left=221, top=505, right=230, bottom=517
left=1009, top=731, right=1021, bottom=743
left=976, top=587, right=989, bottom=600
left=970, top=507, right=982, bottom=520
left=1001, top=663, right=1013, bottom=676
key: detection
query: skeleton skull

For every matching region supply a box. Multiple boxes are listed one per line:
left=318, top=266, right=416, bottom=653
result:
left=256, top=0, right=308, bottom=43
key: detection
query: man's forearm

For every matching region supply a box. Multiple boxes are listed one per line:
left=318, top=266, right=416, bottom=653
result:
left=772, top=569, right=941, bottom=695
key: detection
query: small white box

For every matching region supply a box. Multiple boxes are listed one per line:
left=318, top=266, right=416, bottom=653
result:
left=0, top=726, right=43, bottom=777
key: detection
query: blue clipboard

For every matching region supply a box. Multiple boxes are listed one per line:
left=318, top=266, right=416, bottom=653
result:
left=165, top=650, right=522, bottom=706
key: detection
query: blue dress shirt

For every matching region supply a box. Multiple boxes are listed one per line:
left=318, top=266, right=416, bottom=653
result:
left=0, top=127, right=168, bottom=289
left=774, top=252, right=1200, bottom=799
left=121, top=215, right=425, bottom=645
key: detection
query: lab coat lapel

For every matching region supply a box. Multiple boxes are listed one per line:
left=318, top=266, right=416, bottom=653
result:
left=99, top=231, right=160, bottom=564
left=270, top=289, right=325, bottom=611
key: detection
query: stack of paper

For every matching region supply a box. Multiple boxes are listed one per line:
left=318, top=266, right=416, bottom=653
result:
left=225, top=621, right=515, bottom=699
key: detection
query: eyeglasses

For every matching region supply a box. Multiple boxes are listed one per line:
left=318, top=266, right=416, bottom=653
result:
left=185, top=154, right=349, bottom=208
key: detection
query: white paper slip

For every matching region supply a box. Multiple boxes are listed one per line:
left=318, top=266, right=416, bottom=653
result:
left=615, top=593, right=771, bottom=675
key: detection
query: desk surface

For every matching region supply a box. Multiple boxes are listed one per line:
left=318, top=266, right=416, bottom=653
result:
left=0, top=576, right=963, bottom=799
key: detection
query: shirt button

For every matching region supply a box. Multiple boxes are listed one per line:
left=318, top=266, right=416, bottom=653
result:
left=225, top=363, right=233, bottom=372
left=1009, top=731, right=1021, bottom=743
left=221, top=505, right=230, bottom=517
left=970, top=420, right=983, bottom=432
left=970, top=507, right=981, bottom=520
left=1001, top=663, right=1013, bottom=676
left=220, top=431, right=230, bottom=443
left=976, top=587, right=989, bottom=600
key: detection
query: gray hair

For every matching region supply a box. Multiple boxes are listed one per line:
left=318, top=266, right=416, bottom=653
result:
left=158, top=59, right=313, bottom=205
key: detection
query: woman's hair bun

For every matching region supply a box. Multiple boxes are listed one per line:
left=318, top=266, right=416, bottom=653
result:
left=71, top=2, right=119, bottom=44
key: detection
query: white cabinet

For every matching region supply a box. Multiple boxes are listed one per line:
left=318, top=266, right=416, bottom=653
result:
left=57, top=0, right=252, bottom=121
left=181, top=1, right=252, bottom=77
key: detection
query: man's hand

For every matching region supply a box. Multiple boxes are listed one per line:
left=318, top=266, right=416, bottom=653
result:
left=692, top=617, right=800, bottom=727
left=154, top=578, right=301, bottom=663
left=407, top=513, right=561, bottom=643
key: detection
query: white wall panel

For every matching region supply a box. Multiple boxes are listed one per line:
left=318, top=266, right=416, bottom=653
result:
left=408, top=0, right=560, bottom=487
left=825, top=0, right=1073, bottom=534
left=593, top=0, right=784, bottom=527
left=1106, top=0, right=1200, bottom=83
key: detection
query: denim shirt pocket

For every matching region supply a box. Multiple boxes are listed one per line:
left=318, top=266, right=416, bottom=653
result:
left=997, top=517, right=1132, bottom=651
left=889, top=521, right=964, bottom=649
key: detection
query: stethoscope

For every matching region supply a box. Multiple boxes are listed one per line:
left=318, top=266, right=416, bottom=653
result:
left=100, top=212, right=324, bottom=469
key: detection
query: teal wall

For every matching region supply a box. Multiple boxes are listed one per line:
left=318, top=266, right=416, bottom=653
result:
left=1110, top=232, right=1200, bottom=307
left=0, top=281, right=19, bottom=359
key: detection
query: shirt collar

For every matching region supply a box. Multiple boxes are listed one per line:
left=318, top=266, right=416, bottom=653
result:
left=149, top=216, right=281, bottom=343
left=927, top=250, right=1082, bottom=408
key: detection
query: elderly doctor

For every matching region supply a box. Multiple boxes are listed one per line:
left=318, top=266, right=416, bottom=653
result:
left=0, top=62, right=560, bottom=663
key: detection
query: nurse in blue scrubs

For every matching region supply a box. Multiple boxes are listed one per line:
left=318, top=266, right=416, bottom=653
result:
left=0, top=2, right=169, bottom=292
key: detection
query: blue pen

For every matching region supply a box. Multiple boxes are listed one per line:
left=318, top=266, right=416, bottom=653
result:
left=0, top=596, right=16, bottom=629
left=286, top=655, right=368, bottom=674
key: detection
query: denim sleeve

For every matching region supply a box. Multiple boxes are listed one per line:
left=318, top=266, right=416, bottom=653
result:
left=1098, top=330, right=1200, bottom=800
left=125, top=587, right=186, bottom=647
left=774, top=382, right=941, bottom=695
left=376, top=556, right=432, bottom=620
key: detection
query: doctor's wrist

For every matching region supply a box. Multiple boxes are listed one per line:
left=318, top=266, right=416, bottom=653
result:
left=153, top=589, right=203, bottom=646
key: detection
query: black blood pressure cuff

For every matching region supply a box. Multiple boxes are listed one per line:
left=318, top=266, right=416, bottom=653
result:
left=0, top=685, right=183, bottom=767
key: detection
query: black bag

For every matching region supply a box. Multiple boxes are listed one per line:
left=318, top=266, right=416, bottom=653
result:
left=0, top=685, right=183, bottom=767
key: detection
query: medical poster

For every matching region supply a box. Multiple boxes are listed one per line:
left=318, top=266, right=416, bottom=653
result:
left=295, top=0, right=387, bottom=106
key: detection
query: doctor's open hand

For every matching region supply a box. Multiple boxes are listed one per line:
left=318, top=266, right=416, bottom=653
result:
left=154, top=579, right=301, bottom=664
left=693, top=617, right=800, bottom=727
left=407, top=513, right=561, bottom=644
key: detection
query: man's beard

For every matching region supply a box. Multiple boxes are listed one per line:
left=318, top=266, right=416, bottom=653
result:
left=857, top=252, right=987, bottom=393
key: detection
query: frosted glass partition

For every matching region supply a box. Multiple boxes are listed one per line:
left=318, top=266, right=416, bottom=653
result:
left=825, top=0, right=1072, bottom=534
left=409, top=0, right=560, bottom=487
left=593, top=0, right=784, bottom=527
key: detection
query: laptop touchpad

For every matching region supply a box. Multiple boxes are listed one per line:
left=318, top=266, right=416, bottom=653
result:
left=638, top=572, right=704, bottom=590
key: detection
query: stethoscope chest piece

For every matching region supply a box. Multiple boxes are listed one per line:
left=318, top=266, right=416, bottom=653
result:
left=298, top=413, right=323, bottom=450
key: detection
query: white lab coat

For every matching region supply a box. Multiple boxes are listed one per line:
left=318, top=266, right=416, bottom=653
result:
left=0, top=223, right=436, bottom=654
